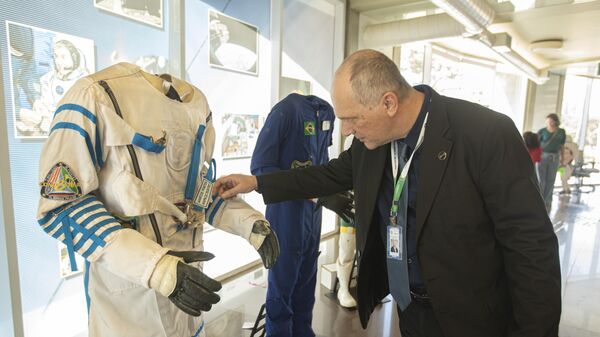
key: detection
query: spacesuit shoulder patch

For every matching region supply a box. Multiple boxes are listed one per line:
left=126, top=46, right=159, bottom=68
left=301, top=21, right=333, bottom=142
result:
left=40, top=162, right=82, bottom=200
left=304, top=121, right=316, bottom=136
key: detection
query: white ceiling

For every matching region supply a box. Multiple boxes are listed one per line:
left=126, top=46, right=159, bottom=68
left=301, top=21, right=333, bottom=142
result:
left=351, top=0, right=600, bottom=76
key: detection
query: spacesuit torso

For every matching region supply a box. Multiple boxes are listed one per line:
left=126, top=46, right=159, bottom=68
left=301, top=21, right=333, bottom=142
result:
left=251, top=93, right=334, bottom=251
left=250, top=93, right=334, bottom=337
left=37, top=63, right=265, bottom=337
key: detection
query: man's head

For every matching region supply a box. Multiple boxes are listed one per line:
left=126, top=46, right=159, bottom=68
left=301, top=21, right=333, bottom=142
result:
left=332, top=49, right=412, bottom=150
left=53, top=40, right=80, bottom=79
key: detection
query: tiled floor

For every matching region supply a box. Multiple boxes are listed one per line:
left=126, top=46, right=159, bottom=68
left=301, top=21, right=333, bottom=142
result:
left=208, top=187, right=600, bottom=337
left=553, top=189, right=600, bottom=337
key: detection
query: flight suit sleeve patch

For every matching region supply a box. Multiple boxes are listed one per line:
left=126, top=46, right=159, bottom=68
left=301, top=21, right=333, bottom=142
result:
left=40, top=162, right=83, bottom=200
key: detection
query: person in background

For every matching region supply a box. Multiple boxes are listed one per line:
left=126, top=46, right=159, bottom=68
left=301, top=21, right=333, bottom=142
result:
left=537, top=113, right=567, bottom=211
left=523, top=131, right=542, bottom=165
left=559, top=137, right=579, bottom=195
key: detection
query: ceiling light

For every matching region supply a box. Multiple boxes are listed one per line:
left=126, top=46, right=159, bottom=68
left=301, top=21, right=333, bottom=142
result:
left=530, top=39, right=563, bottom=54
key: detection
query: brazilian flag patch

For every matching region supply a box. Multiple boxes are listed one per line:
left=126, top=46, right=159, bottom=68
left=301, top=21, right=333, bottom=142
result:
left=40, top=162, right=82, bottom=200
left=304, top=121, right=316, bottom=136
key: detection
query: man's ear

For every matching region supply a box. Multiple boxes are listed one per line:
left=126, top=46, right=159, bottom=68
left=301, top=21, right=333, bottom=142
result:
left=382, top=91, right=399, bottom=117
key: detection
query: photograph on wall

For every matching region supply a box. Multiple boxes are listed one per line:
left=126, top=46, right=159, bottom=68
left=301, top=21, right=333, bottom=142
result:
left=279, top=76, right=312, bottom=101
left=209, top=9, right=259, bottom=75
left=221, top=113, right=261, bottom=159
left=6, top=21, right=95, bottom=139
left=58, top=242, right=85, bottom=278
left=94, top=0, right=163, bottom=28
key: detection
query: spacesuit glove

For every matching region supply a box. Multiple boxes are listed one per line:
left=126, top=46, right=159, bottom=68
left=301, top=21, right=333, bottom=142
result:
left=249, top=220, right=280, bottom=269
left=167, top=250, right=215, bottom=263
left=317, top=191, right=355, bottom=224
left=149, top=252, right=222, bottom=316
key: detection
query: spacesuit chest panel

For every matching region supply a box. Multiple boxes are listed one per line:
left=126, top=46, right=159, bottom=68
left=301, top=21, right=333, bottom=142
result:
left=95, top=76, right=211, bottom=240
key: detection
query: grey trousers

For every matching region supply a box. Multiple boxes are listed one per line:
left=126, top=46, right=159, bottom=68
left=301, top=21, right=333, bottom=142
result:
left=538, top=152, right=560, bottom=209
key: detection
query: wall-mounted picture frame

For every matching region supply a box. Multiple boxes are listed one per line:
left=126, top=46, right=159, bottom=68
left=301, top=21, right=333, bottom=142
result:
left=209, top=9, right=259, bottom=75
left=279, top=76, right=312, bottom=101
left=6, top=21, right=95, bottom=139
left=221, top=113, right=261, bottom=159
left=94, top=0, right=163, bottom=28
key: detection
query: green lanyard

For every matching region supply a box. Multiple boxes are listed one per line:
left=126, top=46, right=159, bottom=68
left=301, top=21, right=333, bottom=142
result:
left=389, top=113, right=429, bottom=225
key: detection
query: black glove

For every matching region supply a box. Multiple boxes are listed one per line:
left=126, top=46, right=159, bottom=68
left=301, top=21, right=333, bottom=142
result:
left=317, top=191, right=354, bottom=223
left=166, top=250, right=222, bottom=316
left=251, top=220, right=280, bottom=269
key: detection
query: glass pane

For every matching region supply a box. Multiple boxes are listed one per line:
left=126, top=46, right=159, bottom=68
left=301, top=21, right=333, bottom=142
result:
left=281, top=0, right=338, bottom=236
left=399, top=43, right=424, bottom=86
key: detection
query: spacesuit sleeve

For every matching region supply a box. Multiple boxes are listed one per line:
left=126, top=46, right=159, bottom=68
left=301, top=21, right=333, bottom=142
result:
left=36, top=79, right=166, bottom=284
left=36, top=78, right=125, bottom=269
left=250, top=106, right=288, bottom=175
left=205, top=195, right=265, bottom=241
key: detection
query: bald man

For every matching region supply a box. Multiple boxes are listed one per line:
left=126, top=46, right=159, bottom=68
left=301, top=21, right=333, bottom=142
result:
left=215, top=49, right=561, bottom=337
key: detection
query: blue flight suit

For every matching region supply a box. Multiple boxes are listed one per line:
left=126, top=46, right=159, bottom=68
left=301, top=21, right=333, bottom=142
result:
left=251, top=94, right=335, bottom=337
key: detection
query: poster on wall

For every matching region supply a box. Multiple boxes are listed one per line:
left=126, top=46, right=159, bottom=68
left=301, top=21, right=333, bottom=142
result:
left=58, top=242, right=85, bottom=278
left=221, top=113, right=260, bottom=159
left=209, top=9, right=259, bottom=75
left=94, top=0, right=163, bottom=28
left=279, top=76, right=312, bottom=101
left=6, top=21, right=95, bottom=139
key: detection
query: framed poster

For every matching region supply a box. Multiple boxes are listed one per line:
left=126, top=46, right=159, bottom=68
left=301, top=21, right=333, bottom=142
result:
left=221, top=113, right=261, bottom=159
left=58, top=242, right=85, bottom=278
left=6, top=21, right=95, bottom=139
left=279, top=76, right=312, bottom=101
left=209, top=9, right=259, bottom=75
left=94, top=0, right=163, bottom=28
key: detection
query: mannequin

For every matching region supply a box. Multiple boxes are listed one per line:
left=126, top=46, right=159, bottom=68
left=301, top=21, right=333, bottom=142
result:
left=36, top=63, right=278, bottom=337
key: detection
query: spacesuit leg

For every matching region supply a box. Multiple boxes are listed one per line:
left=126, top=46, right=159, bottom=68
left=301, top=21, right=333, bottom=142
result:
left=266, top=251, right=302, bottom=337
left=336, top=224, right=357, bottom=308
left=290, top=247, right=318, bottom=337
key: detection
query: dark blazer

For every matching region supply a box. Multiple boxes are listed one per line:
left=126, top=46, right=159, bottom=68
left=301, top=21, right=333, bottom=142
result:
left=256, top=89, right=561, bottom=337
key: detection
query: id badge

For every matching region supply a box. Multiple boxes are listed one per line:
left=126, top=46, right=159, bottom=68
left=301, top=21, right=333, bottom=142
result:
left=193, top=177, right=214, bottom=209
left=387, top=226, right=402, bottom=260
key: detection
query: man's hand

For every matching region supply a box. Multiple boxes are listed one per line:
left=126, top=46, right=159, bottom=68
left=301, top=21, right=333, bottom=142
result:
left=213, top=174, right=258, bottom=199
left=149, top=250, right=222, bottom=316
left=249, top=220, right=280, bottom=269
left=317, top=191, right=355, bottom=223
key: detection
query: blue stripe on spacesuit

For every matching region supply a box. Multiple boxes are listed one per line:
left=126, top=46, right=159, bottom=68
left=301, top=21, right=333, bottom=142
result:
left=207, top=197, right=225, bottom=225
left=53, top=104, right=104, bottom=168
left=185, top=124, right=206, bottom=201
left=71, top=203, right=104, bottom=220
left=132, top=133, right=166, bottom=153
left=206, top=159, right=217, bottom=182
left=61, top=218, right=78, bottom=271
left=51, top=122, right=99, bottom=168
left=37, top=195, right=122, bottom=271
left=192, top=321, right=205, bottom=337
left=55, top=103, right=98, bottom=124
left=84, top=260, right=91, bottom=314
left=39, top=197, right=97, bottom=233
left=72, top=217, right=114, bottom=251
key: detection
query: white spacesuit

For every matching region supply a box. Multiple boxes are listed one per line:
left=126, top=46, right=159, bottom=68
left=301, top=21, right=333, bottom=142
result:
left=37, top=63, right=277, bottom=337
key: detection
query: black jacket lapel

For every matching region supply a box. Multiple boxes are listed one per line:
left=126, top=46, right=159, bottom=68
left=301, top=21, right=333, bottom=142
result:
left=416, top=92, right=453, bottom=242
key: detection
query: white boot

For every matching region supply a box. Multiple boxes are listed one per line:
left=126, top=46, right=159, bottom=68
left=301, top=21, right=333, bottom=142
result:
left=337, top=231, right=357, bottom=308
left=337, top=258, right=357, bottom=307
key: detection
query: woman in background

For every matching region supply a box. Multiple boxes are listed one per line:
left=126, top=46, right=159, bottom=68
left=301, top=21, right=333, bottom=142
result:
left=537, top=113, right=567, bottom=212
